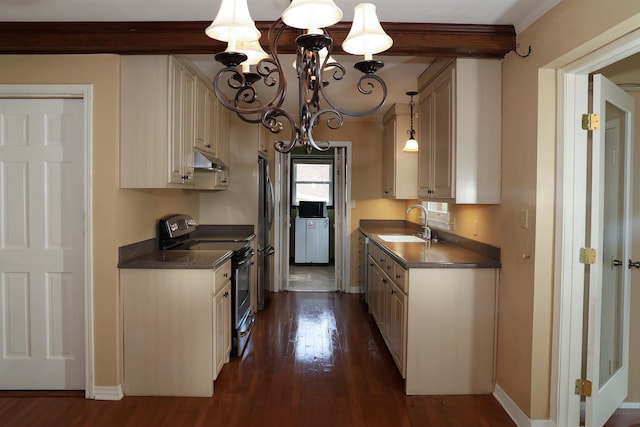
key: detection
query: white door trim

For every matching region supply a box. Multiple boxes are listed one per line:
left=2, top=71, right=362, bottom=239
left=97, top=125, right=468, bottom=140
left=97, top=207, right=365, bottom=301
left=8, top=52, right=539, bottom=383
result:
left=273, top=141, right=352, bottom=293
left=0, top=84, right=95, bottom=399
left=553, top=29, right=640, bottom=427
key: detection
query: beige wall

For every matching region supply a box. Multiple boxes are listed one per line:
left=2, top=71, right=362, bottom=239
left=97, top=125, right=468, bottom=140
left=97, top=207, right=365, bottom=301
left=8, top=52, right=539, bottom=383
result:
left=494, top=0, right=640, bottom=420
left=309, top=119, right=408, bottom=290
left=0, top=55, right=200, bottom=388
left=199, top=114, right=259, bottom=226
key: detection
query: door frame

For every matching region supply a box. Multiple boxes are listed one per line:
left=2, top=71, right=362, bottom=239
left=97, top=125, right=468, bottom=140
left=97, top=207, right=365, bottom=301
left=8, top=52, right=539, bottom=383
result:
left=0, top=84, right=95, bottom=398
left=273, top=141, right=352, bottom=293
left=553, top=29, right=640, bottom=426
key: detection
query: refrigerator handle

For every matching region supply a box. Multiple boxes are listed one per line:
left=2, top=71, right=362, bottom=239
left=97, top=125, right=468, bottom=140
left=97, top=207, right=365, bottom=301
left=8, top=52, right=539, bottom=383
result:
left=266, top=174, right=275, bottom=231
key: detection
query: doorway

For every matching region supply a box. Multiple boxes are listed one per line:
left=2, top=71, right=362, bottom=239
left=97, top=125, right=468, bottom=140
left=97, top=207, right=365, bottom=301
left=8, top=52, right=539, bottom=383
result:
left=0, top=85, right=94, bottom=396
left=555, top=31, right=640, bottom=427
left=274, top=143, right=351, bottom=293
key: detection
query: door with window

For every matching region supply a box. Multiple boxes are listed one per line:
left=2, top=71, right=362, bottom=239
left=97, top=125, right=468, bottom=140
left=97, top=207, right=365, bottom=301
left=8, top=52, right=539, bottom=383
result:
left=584, top=74, right=634, bottom=427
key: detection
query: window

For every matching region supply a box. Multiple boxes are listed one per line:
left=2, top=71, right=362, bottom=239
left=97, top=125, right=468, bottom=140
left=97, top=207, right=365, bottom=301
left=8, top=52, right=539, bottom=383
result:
left=291, top=159, right=334, bottom=206
left=427, top=201, right=451, bottom=229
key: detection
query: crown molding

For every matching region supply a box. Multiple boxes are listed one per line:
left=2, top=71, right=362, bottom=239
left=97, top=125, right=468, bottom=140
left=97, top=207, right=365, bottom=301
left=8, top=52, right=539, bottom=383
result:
left=0, top=21, right=515, bottom=58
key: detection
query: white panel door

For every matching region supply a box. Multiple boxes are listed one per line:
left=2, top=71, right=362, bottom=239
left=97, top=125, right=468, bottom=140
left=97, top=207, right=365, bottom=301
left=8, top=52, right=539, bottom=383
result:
left=585, top=74, right=634, bottom=427
left=0, top=98, right=85, bottom=389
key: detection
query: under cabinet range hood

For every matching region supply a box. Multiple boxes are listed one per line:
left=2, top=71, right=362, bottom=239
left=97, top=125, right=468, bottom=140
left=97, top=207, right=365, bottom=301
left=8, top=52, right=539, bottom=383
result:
left=194, top=149, right=228, bottom=171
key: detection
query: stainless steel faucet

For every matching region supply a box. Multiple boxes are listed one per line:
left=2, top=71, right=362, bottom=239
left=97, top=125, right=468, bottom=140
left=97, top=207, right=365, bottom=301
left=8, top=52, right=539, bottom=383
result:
left=406, top=204, right=431, bottom=240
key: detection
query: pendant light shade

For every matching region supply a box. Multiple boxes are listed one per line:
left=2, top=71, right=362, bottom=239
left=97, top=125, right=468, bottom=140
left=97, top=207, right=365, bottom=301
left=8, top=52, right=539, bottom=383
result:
left=282, top=0, right=343, bottom=31
left=402, top=91, right=419, bottom=152
left=402, top=138, right=419, bottom=152
left=342, top=3, right=393, bottom=60
left=205, top=0, right=261, bottom=49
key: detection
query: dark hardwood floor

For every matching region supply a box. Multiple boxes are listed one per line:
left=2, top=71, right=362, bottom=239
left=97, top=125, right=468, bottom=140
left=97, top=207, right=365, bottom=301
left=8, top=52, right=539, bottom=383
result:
left=0, top=292, right=518, bottom=427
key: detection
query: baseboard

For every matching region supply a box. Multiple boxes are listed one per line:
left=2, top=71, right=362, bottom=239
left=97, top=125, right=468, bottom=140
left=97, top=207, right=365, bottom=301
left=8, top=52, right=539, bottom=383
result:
left=493, top=384, right=556, bottom=427
left=620, top=402, right=640, bottom=409
left=93, top=385, right=123, bottom=401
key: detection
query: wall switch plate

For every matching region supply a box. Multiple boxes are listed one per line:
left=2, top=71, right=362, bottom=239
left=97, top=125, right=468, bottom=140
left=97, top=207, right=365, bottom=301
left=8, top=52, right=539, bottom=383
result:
left=520, top=209, right=529, bottom=229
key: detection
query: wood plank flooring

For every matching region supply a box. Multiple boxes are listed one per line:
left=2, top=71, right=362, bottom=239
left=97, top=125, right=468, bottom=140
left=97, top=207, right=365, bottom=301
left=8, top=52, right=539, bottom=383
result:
left=0, top=292, right=518, bottom=427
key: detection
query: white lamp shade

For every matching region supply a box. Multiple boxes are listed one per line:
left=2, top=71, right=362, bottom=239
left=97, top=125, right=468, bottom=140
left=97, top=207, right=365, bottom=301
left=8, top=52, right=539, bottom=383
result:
left=402, top=138, right=419, bottom=152
left=234, top=40, right=269, bottom=66
left=234, top=39, right=269, bottom=73
left=282, top=0, right=343, bottom=31
left=342, top=3, right=393, bottom=60
left=205, top=0, right=261, bottom=46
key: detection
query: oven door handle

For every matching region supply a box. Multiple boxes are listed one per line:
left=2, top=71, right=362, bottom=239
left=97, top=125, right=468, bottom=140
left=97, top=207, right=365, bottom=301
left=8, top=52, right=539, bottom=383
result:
left=239, top=312, right=255, bottom=337
left=236, top=250, right=255, bottom=267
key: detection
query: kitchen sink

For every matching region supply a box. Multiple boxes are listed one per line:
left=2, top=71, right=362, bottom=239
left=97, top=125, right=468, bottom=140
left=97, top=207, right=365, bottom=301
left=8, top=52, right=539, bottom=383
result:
left=377, top=234, right=426, bottom=243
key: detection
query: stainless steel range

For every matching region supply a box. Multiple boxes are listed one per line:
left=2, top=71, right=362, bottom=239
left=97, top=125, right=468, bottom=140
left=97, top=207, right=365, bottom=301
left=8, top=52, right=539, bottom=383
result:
left=157, top=214, right=255, bottom=358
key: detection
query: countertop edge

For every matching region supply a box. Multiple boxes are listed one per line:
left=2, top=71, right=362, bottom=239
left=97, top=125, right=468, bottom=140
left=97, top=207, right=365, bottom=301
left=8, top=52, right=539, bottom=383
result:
left=360, top=225, right=501, bottom=269
left=118, top=249, right=233, bottom=270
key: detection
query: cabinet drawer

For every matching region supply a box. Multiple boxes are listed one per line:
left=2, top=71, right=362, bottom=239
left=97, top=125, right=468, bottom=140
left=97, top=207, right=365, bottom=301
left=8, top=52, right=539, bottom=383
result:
left=369, top=244, right=387, bottom=271
left=393, top=264, right=408, bottom=294
left=214, top=260, right=232, bottom=294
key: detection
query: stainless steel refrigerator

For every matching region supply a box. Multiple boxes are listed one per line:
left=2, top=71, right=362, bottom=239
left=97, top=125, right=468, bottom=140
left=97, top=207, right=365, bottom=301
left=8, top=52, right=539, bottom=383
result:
left=257, top=156, right=274, bottom=310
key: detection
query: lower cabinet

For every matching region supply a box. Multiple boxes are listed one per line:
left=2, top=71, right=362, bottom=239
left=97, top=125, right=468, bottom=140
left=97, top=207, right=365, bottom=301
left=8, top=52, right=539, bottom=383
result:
left=121, top=259, right=232, bottom=397
left=366, top=241, right=497, bottom=395
left=368, top=248, right=408, bottom=378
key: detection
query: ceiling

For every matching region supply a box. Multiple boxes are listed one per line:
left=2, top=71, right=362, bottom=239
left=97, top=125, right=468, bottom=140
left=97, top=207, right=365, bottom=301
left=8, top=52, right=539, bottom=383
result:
left=0, top=0, right=562, bottom=119
left=0, top=0, right=561, bottom=34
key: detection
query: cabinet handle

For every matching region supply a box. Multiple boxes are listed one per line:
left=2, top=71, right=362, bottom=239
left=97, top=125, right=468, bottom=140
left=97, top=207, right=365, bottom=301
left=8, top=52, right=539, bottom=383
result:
left=629, top=260, right=640, bottom=269
left=386, top=265, right=392, bottom=270
left=382, top=278, right=387, bottom=283
left=391, top=289, right=395, bottom=294
left=224, top=291, right=229, bottom=297
left=395, top=274, right=401, bottom=279
left=205, top=144, right=211, bottom=148
left=223, top=273, right=228, bottom=278
left=612, top=259, right=623, bottom=267
left=182, top=175, right=190, bottom=181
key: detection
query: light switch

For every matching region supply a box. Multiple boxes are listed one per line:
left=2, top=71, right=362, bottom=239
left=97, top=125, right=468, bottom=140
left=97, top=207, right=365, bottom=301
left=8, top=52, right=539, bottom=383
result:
left=520, top=209, right=529, bottom=229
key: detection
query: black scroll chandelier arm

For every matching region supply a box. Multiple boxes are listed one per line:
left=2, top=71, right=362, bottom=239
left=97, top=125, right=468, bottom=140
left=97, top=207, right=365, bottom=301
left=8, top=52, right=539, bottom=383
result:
left=319, top=72, right=388, bottom=117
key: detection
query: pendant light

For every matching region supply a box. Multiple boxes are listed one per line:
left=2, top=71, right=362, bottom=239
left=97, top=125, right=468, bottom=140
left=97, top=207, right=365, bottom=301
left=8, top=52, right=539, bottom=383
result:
left=403, top=91, right=419, bottom=152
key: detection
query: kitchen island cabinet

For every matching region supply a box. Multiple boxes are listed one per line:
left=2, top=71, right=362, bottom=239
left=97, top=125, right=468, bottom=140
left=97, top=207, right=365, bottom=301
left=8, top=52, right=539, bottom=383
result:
left=120, top=257, right=232, bottom=397
left=363, top=225, right=498, bottom=395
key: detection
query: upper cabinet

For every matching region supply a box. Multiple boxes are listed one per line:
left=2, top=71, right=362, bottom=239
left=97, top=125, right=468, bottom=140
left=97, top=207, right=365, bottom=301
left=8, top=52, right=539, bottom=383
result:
left=382, top=104, right=418, bottom=199
left=417, top=58, right=501, bottom=204
left=120, top=55, right=229, bottom=189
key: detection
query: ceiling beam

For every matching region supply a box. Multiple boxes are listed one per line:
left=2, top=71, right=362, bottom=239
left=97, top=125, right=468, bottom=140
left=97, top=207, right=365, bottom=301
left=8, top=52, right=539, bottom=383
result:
left=0, top=21, right=515, bottom=58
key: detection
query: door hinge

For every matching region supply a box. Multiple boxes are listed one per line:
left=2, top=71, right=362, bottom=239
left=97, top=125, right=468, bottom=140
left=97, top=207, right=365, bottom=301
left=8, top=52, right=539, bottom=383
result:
left=582, top=113, right=600, bottom=131
left=579, top=247, right=597, bottom=265
left=575, top=378, right=593, bottom=397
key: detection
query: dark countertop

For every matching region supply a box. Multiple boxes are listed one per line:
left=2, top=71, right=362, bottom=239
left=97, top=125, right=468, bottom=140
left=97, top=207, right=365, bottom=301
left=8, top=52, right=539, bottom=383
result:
left=117, top=223, right=254, bottom=270
left=359, top=221, right=501, bottom=269
left=118, top=249, right=233, bottom=270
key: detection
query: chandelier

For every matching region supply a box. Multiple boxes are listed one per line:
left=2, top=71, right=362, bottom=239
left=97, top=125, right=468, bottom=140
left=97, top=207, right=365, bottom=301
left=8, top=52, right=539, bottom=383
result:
left=205, top=0, right=393, bottom=153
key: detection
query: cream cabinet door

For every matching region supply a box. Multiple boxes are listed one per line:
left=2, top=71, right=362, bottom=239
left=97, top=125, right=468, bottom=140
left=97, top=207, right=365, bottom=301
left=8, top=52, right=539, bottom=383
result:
left=214, top=281, right=231, bottom=379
